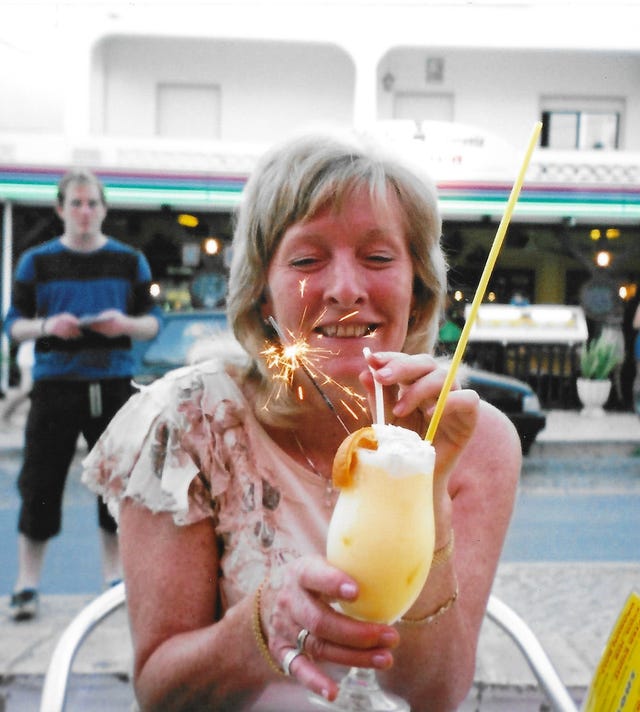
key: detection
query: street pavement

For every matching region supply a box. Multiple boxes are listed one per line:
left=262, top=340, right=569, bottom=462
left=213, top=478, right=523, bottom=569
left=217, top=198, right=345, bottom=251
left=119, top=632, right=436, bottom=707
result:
left=1, top=400, right=639, bottom=711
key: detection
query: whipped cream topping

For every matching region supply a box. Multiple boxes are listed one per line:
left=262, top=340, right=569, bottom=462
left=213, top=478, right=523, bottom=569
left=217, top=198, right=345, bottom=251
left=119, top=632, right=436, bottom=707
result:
left=357, top=423, right=435, bottom=477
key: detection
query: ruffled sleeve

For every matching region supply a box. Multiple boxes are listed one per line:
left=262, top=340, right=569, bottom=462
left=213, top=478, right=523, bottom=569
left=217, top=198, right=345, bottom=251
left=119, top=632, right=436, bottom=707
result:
left=82, top=361, right=240, bottom=526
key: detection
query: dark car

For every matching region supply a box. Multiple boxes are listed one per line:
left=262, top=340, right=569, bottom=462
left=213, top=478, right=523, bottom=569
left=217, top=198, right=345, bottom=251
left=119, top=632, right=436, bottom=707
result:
left=131, top=309, right=231, bottom=385
left=461, top=367, right=547, bottom=455
left=133, top=310, right=546, bottom=454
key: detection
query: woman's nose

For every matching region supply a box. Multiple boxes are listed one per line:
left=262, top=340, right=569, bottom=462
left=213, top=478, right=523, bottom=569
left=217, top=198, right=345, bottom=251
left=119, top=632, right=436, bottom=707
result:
left=324, top=259, right=367, bottom=307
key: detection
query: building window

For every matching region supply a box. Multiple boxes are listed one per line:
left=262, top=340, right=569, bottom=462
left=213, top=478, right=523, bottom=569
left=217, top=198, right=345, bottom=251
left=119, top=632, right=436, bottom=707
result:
left=156, top=84, right=221, bottom=140
left=540, top=97, right=623, bottom=150
left=393, top=91, right=454, bottom=123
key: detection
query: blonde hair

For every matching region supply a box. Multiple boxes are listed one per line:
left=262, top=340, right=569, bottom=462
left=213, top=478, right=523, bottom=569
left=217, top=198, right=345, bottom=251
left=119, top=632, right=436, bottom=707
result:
left=227, top=131, right=447, bottom=421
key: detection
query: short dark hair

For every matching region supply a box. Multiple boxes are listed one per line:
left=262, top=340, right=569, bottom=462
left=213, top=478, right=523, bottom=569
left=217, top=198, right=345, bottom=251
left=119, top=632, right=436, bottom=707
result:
left=57, top=169, right=107, bottom=207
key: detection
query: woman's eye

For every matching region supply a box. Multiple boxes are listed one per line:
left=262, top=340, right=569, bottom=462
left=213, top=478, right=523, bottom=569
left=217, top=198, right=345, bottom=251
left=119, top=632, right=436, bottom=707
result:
left=367, top=254, right=393, bottom=264
left=290, top=256, right=320, bottom=268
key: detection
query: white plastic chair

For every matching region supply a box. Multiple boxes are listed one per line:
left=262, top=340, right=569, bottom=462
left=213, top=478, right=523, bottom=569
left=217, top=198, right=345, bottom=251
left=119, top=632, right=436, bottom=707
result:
left=485, top=595, right=579, bottom=712
left=39, top=581, right=128, bottom=712
left=40, top=587, right=579, bottom=712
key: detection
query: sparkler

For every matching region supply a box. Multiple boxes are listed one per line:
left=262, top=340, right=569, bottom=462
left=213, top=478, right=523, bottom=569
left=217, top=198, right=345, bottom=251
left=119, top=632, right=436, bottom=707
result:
left=265, top=316, right=364, bottom=433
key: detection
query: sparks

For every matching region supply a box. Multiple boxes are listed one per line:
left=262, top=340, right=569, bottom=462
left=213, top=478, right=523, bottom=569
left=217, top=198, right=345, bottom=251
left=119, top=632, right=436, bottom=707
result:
left=262, top=317, right=368, bottom=430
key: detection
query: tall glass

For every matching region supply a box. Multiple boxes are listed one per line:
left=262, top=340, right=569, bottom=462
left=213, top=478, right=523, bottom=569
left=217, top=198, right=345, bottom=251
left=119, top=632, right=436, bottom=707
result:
left=313, top=423, right=435, bottom=711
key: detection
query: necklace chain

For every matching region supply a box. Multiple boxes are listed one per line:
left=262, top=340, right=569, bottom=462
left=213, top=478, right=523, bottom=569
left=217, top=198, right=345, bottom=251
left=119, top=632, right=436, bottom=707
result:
left=291, top=430, right=336, bottom=508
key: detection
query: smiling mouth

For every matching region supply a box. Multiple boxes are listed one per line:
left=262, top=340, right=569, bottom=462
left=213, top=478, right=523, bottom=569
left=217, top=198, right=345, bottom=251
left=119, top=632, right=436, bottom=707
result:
left=315, top=324, right=377, bottom=338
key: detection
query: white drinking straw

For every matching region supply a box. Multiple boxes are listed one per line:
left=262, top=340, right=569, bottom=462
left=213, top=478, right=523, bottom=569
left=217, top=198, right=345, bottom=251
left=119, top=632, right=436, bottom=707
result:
left=363, top=347, right=385, bottom=425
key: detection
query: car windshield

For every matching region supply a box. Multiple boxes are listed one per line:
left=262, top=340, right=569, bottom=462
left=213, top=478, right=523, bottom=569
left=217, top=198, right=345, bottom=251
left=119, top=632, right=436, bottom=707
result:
left=143, top=313, right=229, bottom=367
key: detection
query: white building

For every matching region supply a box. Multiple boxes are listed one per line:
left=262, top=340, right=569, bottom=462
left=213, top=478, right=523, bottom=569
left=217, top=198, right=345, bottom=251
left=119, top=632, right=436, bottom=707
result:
left=1, top=0, right=640, bottom=402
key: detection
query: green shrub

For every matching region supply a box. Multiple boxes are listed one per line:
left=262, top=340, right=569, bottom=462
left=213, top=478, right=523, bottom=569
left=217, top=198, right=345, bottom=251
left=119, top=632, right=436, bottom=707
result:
left=579, top=336, right=622, bottom=380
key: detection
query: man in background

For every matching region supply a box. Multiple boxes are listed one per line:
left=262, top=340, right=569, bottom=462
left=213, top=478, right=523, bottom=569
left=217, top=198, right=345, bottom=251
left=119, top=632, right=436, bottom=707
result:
left=5, top=169, right=160, bottom=620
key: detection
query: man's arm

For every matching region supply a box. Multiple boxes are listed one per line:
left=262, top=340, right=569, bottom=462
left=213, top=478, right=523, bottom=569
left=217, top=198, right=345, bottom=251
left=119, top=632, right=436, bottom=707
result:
left=84, top=310, right=160, bottom=342
left=9, top=317, right=49, bottom=343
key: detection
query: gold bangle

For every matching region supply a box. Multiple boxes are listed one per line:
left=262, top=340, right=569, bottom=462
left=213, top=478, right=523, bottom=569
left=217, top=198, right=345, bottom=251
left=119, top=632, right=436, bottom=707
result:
left=399, top=584, right=459, bottom=626
left=252, top=579, right=286, bottom=677
left=431, top=529, right=454, bottom=569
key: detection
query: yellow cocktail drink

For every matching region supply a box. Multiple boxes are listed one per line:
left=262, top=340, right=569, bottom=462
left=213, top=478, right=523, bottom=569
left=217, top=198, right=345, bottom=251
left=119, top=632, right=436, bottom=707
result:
left=327, top=424, right=435, bottom=624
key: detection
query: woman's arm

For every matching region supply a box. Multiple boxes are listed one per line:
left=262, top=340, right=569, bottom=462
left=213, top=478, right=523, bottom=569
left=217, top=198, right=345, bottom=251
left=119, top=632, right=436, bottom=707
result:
left=119, top=501, right=272, bottom=711
left=120, top=503, right=411, bottom=710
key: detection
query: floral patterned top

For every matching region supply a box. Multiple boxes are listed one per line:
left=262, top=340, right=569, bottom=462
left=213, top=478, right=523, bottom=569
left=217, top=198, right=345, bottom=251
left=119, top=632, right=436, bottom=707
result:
left=82, top=358, right=338, bottom=612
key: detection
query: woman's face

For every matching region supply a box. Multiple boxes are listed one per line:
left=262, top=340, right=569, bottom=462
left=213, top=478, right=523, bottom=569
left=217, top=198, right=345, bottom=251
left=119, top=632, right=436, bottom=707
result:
left=264, top=185, right=415, bottom=389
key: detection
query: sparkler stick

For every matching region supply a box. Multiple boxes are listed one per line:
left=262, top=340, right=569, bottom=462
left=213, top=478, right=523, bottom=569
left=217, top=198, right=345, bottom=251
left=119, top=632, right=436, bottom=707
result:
left=267, top=316, right=350, bottom=433
left=425, top=121, right=542, bottom=443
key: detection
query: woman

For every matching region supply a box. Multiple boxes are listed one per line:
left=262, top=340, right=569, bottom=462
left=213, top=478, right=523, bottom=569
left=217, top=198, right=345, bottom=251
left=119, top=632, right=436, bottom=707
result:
left=83, top=131, right=521, bottom=711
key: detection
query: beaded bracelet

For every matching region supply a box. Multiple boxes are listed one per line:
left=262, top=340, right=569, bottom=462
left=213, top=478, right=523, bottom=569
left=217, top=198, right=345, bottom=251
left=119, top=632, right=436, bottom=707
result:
left=252, top=579, right=286, bottom=677
left=430, top=529, right=455, bottom=570
left=399, top=583, right=459, bottom=626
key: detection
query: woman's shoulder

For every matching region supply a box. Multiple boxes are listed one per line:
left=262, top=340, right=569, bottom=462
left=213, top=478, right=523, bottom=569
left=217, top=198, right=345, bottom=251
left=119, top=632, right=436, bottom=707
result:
left=96, top=360, right=247, bottom=449
left=477, top=397, right=520, bottom=440
left=455, top=400, right=522, bottom=489
left=135, top=358, right=243, bottom=403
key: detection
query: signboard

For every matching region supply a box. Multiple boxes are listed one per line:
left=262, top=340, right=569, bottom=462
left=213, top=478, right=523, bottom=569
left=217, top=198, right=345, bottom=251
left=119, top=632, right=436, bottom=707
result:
left=582, top=592, right=640, bottom=712
left=464, top=303, right=589, bottom=345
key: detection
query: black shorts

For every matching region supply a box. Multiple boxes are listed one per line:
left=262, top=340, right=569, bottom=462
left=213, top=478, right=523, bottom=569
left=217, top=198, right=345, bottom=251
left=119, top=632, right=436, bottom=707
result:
left=17, top=378, right=135, bottom=541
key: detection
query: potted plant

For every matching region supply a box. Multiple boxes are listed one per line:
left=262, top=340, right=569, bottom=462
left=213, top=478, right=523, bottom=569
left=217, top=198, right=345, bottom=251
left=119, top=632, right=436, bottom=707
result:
left=576, top=335, right=622, bottom=416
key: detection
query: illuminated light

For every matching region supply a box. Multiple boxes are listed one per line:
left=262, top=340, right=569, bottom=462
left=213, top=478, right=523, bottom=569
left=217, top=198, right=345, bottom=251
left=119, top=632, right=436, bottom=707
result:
left=606, top=228, right=620, bottom=239
left=177, top=213, right=199, bottom=228
left=453, top=290, right=464, bottom=302
left=590, top=229, right=601, bottom=241
left=149, top=282, right=161, bottom=298
left=3, top=169, right=640, bottom=221
left=437, top=198, right=640, bottom=222
left=202, top=237, right=220, bottom=255
left=487, top=292, right=497, bottom=302
left=596, top=251, right=611, bottom=267
left=619, top=284, right=637, bottom=300
left=4, top=179, right=640, bottom=223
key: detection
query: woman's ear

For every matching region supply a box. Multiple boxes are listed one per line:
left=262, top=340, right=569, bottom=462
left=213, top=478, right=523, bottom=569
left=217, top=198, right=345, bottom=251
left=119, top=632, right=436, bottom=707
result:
left=258, top=290, right=273, bottom=323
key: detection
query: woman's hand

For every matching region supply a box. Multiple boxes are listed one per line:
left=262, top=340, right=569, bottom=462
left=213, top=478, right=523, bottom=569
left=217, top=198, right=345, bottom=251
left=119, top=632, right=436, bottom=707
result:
left=258, top=555, right=400, bottom=701
left=361, top=351, right=479, bottom=539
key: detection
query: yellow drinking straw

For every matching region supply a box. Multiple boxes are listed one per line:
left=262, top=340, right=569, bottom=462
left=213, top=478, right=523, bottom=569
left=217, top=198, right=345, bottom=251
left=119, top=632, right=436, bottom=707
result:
left=425, top=121, right=543, bottom=443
